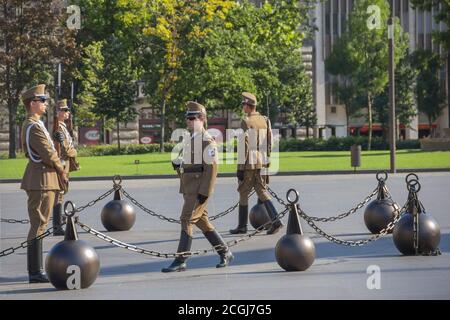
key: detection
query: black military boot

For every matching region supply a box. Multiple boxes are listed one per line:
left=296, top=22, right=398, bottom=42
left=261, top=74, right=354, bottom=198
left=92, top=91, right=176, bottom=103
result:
left=229, top=205, right=248, bottom=234
left=161, top=230, right=192, bottom=273
left=27, top=238, right=49, bottom=283
left=263, top=200, right=283, bottom=235
left=204, top=230, right=234, bottom=268
left=52, top=203, right=65, bottom=236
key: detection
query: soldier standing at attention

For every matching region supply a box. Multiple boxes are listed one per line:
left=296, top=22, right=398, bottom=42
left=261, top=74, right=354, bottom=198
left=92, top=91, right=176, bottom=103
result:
left=20, top=84, right=67, bottom=283
left=52, top=99, right=79, bottom=236
left=229, top=92, right=283, bottom=235
left=162, top=101, right=234, bottom=273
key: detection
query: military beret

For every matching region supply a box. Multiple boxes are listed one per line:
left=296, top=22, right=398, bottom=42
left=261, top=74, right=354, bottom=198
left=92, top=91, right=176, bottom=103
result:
left=57, top=99, right=69, bottom=110
left=185, top=101, right=206, bottom=117
left=242, top=92, right=257, bottom=106
left=21, top=84, right=47, bottom=103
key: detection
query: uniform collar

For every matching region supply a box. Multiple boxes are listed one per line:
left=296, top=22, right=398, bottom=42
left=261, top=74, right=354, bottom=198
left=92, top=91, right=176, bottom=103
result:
left=191, top=128, right=205, bottom=139
left=59, top=121, right=67, bottom=128
left=28, top=114, right=40, bottom=121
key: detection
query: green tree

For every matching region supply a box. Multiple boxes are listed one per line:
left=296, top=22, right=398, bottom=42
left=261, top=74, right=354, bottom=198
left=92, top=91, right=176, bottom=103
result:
left=325, top=0, right=408, bottom=150
left=0, top=0, right=77, bottom=158
left=411, top=50, right=446, bottom=137
left=410, top=0, right=450, bottom=52
left=77, top=39, right=137, bottom=152
left=373, top=54, right=418, bottom=139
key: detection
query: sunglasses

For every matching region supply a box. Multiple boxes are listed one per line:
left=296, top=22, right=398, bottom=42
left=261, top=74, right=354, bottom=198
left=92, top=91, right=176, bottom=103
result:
left=186, top=116, right=198, bottom=121
left=33, top=97, right=47, bottom=103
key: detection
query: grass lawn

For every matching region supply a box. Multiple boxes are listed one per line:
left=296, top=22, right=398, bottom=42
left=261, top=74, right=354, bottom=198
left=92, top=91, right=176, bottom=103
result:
left=1, top=150, right=449, bottom=179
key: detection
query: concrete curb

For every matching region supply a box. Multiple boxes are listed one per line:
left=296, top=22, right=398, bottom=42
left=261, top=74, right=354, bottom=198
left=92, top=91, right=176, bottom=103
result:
left=1, top=168, right=449, bottom=184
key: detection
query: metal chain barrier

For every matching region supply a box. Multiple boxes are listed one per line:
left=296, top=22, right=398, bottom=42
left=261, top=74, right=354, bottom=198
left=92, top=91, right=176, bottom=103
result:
left=75, top=207, right=289, bottom=259
left=0, top=187, right=115, bottom=258
left=1, top=218, right=30, bottom=224
left=0, top=224, right=65, bottom=258
left=268, top=186, right=379, bottom=222
left=298, top=199, right=410, bottom=247
left=121, top=186, right=255, bottom=224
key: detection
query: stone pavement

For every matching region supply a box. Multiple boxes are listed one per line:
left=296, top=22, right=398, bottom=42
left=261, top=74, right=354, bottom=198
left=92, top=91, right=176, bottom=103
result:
left=1, top=173, right=449, bottom=299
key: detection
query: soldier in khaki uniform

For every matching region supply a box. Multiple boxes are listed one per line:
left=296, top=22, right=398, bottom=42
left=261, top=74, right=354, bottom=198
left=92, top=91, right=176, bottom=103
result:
left=52, top=99, right=79, bottom=235
left=230, top=92, right=283, bottom=235
left=162, top=101, right=234, bottom=272
left=20, top=84, right=67, bottom=283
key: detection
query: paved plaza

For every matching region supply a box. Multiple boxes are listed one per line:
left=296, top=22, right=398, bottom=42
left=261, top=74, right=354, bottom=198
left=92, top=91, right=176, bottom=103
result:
left=1, top=173, right=449, bottom=299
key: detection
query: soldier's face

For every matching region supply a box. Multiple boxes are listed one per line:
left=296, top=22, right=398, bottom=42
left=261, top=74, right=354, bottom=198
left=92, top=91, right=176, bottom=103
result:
left=58, top=110, right=70, bottom=121
left=31, top=98, right=48, bottom=115
left=186, top=117, right=203, bottom=132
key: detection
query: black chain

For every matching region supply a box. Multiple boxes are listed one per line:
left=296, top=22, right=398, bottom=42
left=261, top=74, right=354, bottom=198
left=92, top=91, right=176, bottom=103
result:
left=268, top=186, right=380, bottom=222
left=1, top=218, right=30, bottom=224
left=298, top=199, right=409, bottom=246
left=76, top=207, right=289, bottom=258
left=0, top=223, right=66, bottom=258
left=121, top=187, right=255, bottom=224
left=0, top=188, right=115, bottom=258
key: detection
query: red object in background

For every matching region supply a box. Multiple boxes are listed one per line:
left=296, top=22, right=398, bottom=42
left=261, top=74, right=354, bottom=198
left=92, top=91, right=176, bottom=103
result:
left=207, top=124, right=226, bottom=143
left=79, top=127, right=100, bottom=145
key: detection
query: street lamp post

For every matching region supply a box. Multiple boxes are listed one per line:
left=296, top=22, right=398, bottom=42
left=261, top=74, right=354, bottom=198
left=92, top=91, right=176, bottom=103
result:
left=388, top=8, right=396, bottom=173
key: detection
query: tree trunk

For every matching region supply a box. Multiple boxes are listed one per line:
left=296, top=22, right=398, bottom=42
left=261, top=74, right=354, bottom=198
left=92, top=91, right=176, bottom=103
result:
left=367, top=93, right=373, bottom=151
left=8, top=98, right=17, bottom=159
left=306, top=125, right=310, bottom=138
left=116, top=118, right=121, bottom=154
left=428, top=116, right=433, bottom=138
left=160, top=98, right=166, bottom=153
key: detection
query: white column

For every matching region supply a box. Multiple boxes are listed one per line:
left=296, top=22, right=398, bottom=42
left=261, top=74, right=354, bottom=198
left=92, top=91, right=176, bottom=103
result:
left=406, top=1, right=419, bottom=139
left=314, top=1, right=327, bottom=136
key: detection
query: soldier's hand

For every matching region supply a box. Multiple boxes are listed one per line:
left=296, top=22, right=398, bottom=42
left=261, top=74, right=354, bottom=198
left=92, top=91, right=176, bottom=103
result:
left=237, top=170, right=244, bottom=181
left=197, top=194, right=208, bottom=205
left=61, top=172, right=69, bottom=184
left=171, top=159, right=181, bottom=171
left=53, top=131, right=64, bottom=143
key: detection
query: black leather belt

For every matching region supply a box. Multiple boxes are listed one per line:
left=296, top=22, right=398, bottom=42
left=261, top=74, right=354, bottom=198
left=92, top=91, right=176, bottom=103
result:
left=180, top=166, right=204, bottom=173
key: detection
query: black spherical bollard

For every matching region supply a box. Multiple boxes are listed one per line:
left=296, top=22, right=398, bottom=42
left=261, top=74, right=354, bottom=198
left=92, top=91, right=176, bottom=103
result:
left=101, top=199, right=136, bottom=231
left=249, top=202, right=271, bottom=230
left=275, top=189, right=315, bottom=272
left=45, top=202, right=100, bottom=290
left=275, top=234, right=315, bottom=271
left=101, top=177, right=136, bottom=231
left=393, top=213, right=440, bottom=255
left=364, top=199, right=400, bottom=234
left=393, top=177, right=441, bottom=255
left=364, top=171, right=400, bottom=234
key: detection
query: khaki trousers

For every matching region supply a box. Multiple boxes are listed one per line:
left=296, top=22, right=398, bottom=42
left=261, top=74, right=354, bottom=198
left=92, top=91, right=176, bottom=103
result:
left=237, top=169, right=270, bottom=206
left=180, top=194, right=215, bottom=236
left=26, top=191, right=56, bottom=241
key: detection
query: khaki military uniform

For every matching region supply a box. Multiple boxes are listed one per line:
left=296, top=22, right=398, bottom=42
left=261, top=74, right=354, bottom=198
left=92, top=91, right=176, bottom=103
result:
left=55, top=121, right=78, bottom=203
left=237, top=111, right=272, bottom=206
left=21, top=115, right=63, bottom=240
left=178, top=129, right=218, bottom=236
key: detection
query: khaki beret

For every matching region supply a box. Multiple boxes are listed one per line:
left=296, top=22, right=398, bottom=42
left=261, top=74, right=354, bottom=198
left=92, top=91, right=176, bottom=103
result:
left=185, top=101, right=206, bottom=117
left=57, top=99, right=69, bottom=110
left=21, top=84, right=47, bottom=103
left=242, top=92, right=257, bottom=106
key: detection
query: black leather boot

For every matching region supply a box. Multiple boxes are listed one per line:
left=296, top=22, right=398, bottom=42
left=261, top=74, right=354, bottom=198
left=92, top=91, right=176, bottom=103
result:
left=161, top=230, right=192, bottom=273
left=27, top=238, right=49, bottom=283
left=52, top=203, right=65, bottom=236
left=204, top=230, right=234, bottom=268
left=229, top=205, right=248, bottom=234
left=263, top=200, right=283, bottom=235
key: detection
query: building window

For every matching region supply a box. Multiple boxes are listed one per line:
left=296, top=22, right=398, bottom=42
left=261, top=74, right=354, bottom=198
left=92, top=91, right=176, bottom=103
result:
left=331, top=106, right=337, bottom=114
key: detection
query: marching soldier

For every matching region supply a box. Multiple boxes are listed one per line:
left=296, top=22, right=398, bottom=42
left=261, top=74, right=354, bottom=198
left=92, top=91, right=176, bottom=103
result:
left=229, top=92, right=283, bottom=235
left=20, top=84, right=67, bottom=283
left=162, top=101, right=234, bottom=272
left=52, top=99, right=79, bottom=236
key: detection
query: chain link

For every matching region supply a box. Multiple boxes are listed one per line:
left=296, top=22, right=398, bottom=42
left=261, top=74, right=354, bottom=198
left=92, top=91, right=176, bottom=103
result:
left=74, top=187, right=117, bottom=214
left=269, top=186, right=380, bottom=222
left=0, top=224, right=65, bottom=258
left=76, top=207, right=289, bottom=259
left=298, top=199, right=410, bottom=246
left=1, top=218, right=30, bottom=224
left=121, top=187, right=255, bottom=224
